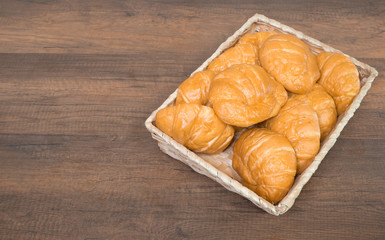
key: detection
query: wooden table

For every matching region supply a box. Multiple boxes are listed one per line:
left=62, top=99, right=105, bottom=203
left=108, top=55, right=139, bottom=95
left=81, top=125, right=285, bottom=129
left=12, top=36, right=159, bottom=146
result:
left=1, top=1, right=384, bottom=239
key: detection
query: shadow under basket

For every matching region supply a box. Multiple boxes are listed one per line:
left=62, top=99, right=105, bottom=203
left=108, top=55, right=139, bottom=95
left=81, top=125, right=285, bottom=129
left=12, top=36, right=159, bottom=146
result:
left=145, top=13, right=378, bottom=216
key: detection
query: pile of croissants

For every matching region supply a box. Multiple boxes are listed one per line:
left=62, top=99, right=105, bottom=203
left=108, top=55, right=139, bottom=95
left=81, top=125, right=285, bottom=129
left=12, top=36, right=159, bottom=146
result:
left=155, top=32, right=360, bottom=204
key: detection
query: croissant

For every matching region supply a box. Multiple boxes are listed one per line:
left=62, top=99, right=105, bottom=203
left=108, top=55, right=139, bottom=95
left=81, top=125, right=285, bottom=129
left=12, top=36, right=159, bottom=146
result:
left=176, top=70, right=215, bottom=105
left=238, top=32, right=275, bottom=64
left=264, top=98, right=320, bottom=174
left=290, top=84, right=337, bottom=141
left=259, top=34, right=320, bottom=94
left=207, top=43, right=257, bottom=74
left=317, top=52, right=360, bottom=115
left=208, top=64, right=288, bottom=127
left=232, top=128, right=297, bottom=204
left=155, top=103, right=234, bottom=154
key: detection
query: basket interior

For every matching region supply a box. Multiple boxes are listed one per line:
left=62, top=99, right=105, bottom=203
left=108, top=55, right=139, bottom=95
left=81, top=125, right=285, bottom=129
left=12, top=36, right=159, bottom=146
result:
left=151, top=21, right=372, bottom=183
left=146, top=15, right=377, bottom=215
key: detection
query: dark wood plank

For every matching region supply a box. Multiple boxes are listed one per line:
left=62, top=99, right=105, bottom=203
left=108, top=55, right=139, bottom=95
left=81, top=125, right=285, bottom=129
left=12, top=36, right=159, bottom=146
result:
left=0, top=0, right=384, bottom=58
left=0, top=0, right=385, bottom=239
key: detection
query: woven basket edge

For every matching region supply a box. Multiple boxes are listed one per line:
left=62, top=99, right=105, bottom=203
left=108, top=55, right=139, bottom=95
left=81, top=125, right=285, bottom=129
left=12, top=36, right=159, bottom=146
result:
left=144, top=13, right=379, bottom=215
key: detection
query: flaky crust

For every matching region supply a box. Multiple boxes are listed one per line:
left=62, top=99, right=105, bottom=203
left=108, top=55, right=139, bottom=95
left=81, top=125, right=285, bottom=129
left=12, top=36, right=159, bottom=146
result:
left=317, top=52, right=360, bottom=115
left=232, top=128, right=297, bottom=204
left=238, top=32, right=276, bottom=64
left=291, top=84, right=337, bottom=141
left=208, top=64, right=288, bottom=127
left=207, top=43, right=257, bottom=74
left=264, top=98, right=320, bottom=174
left=155, top=103, right=234, bottom=154
left=259, top=34, right=320, bottom=94
left=176, top=70, right=215, bottom=105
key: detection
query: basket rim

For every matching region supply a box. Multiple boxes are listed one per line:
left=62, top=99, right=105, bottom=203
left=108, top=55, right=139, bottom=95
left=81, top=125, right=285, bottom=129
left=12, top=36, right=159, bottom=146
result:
left=145, top=13, right=378, bottom=216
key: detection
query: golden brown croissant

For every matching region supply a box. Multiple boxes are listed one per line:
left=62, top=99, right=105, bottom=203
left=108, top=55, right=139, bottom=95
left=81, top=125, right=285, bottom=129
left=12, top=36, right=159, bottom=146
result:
left=176, top=70, right=215, bottom=105
left=238, top=32, right=275, bottom=64
left=155, top=103, right=234, bottom=154
left=207, top=43, right=257, bottom=74
left=259, top=34, right=320, bottom=94
left=232, top=128, right=297, bottom=204
left=290, top=84, right=337, bottom=141
left=264, top=98, right=320, bottom=174
left=208, top=64, right=288, bottom=127
left=317, top=52, right=360, bottom=115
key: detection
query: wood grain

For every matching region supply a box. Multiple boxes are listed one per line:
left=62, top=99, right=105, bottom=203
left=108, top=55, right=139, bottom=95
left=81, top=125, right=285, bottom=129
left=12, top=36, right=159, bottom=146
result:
left=0, top=0, right=384, bottom=239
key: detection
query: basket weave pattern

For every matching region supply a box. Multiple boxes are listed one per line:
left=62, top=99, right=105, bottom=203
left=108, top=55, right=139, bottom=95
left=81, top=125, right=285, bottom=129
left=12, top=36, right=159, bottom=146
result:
left=145, top=14, right=378, bottom=215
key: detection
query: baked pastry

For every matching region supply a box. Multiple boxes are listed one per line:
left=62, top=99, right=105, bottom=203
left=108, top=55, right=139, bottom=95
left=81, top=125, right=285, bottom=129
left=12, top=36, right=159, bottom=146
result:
left=259, top=34, right=320, bottom=94
left=208, top=64, right=288, bottom=127
left=155, top=103, right=234, bottom=154
left=317, top=52, right=360, bottom=115
left=291, top=84, right=337, bottom=141
left=264, top=98, right=320, bottom=174
left=238, top=32, right=275, bottom=64
left=232, top=128, right=297, bottom=204
left=207, top=43, right=257, bottom=74
left=176, top=70, right=215, bottom=105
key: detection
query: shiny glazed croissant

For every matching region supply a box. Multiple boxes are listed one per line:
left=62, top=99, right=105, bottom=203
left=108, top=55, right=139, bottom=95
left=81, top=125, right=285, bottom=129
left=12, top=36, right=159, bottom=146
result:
left=208, top=64, right=288, bottom=127
left=232, top=128, right=297, bottom=204
left=317, top=52, right=360, bottom=115
left=259, top=34, right=320, bottom=94
left=264, top=98, right=320, bottom=174
left=238, top=32, right=275, bottom=64
left=176, top=70, right=215, bottom=105
left=155, top=103, right=234, bottom=154
left=291, top=84, right=337, bottom=141
left=207, top=43, right=257, bottom=74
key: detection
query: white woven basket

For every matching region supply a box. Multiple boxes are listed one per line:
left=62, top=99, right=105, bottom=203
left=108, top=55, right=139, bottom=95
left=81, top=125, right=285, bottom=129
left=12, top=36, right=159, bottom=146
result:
left=145, top=13, right=378, bottom=216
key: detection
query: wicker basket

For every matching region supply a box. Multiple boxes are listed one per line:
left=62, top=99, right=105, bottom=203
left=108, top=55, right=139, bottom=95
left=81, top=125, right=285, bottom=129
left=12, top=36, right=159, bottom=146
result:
left=145, top=14, right=378, bottom=216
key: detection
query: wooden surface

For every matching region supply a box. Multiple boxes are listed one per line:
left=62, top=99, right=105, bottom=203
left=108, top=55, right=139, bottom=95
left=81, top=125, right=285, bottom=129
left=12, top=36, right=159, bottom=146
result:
left=0, top=0, right=384, bottom=239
